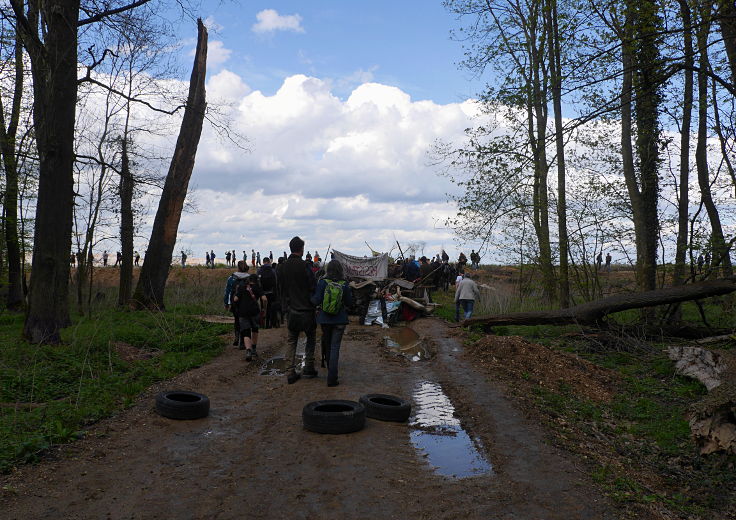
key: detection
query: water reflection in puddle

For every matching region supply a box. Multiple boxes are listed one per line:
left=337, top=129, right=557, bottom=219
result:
left=410, top=381, right=492, bottom=478
left=260, top=338, right=306, bottom=375
left=384, top=327, right=432, bottom=361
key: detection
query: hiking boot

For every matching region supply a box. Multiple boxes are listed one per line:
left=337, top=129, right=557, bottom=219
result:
left=302, top=366, right=318, bottom=378
left=287, top=371, right=301, bottom=384
left=327, top=379, right=339, bottom=387
left=245, top=349, right=253, bottom=361
left=232, top=338, right=239, bottom=347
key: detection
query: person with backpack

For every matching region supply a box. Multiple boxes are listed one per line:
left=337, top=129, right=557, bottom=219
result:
left=311, top=260, right=352, bottom=387
left=224, top=261, right=250, bottom=348
left=258, top=257, right=278, bottom=328
left=232, top=271, right=266, bottom=361
left=280, top=236, right=318, bottom=384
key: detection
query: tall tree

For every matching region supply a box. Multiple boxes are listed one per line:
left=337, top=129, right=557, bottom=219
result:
left=132, top=19, right=207, bottom=309
left=695, top=1, right=733, bottom=277
left=545, top=0, right=570, bottom=307
left=673, top=0, right=694, bottom=287
left=118, top=137, right=134, bottom=306
left=11, top=0, right=80, bottom=342
left=0, top=29, right=26, bottom=310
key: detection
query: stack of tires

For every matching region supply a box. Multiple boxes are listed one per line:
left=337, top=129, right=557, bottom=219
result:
left=302, top=394, right=411, bottom=434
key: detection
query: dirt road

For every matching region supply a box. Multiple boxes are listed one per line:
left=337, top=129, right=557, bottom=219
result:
left=1, top=318, right=614, bottom=519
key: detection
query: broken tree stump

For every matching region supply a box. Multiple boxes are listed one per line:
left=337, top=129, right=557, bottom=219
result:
left=668, top=345, right=736, bottom=454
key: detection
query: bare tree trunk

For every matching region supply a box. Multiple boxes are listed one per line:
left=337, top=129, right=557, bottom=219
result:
left=620, top=18, right=647, bottom=289
left=547, top=0, right=569, bottom=307
left=718, top=0, right=736, bottom=85
left=528, top=0, right=556, bottom=301
left=118, top=137, right=134, bottom=306
left=696, top=6, right=733, bottom=277
left=13, top=0, right=81, bottom=343
left=673, top=0, right=694, bottom=288
left=132, top=20, right=208, bottom=309
left=0, top=32, right=25, bottom=310
left=633, top=0, right=661, bottom=293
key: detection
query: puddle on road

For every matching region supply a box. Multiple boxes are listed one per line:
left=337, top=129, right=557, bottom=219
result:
left=260, top=337, right=306, bottom=375
left=410, top=381, right=492, bottom=479
left=260, top=355, right=304, bottom=375
left=384, top=327, right=433, bottom=361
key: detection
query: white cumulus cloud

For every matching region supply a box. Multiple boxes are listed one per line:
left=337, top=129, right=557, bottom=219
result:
left=252, top=9, right=305, bottom=34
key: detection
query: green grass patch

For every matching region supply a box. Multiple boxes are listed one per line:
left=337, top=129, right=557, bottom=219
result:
left=0, top=309, right=228, bottom=473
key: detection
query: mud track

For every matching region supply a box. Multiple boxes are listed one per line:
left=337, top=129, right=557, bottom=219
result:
left=1, top=318, right=614, bottom=519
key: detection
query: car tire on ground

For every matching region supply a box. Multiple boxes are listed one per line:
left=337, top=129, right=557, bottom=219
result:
left=155, top=390, right=210, bottom=420
left=359, top=394, right=411, bottom=422
left=302, top=400, right=366, bottom=434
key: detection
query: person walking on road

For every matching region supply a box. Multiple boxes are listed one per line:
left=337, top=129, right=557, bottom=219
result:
left=224, top=261, right=250, bottom=348
left=280, top=236, right=318, bottom=384
left=233, top=273, right=266, bottom=361
left=258, top=257, right=278, bottom=328
left=455, top=272, right=480, bottom=322
left=312, top=260, right=352, bottom=387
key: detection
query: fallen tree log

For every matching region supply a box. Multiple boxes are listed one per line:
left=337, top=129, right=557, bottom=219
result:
left=668, top=345, right=736, bottom=455
left=463, top=277, right=736, bottom=328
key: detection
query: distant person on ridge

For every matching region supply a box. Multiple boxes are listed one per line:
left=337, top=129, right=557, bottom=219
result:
left=256, top=251, right=261, bottom=266
left=280, top=236, right=318, bottom=384
left=181, top=250, right=187, bottom=268
left=115, top=251, right=122, bottom=267
left=251, top=249, right=256, bottom=267
left=102, top=250, right=109, bottom=267
left=206, top=251, right=211, bottom=267
left=225, top=251, right=231, bottom=266
left=596, top=252, right=603, bottom=271
left=134, top=251, right=140, bottom=266
left=210, top=250, right=216, bottom=268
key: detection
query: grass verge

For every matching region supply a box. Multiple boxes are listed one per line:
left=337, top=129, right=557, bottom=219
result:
left=0, top=308, right=228, bottom=473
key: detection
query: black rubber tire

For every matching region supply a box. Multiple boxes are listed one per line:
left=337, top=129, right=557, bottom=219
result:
left=302, top=400, right=366, bottom=434
left=155, top=390, right=210, bottom=420
left=359, top=394, right=411, bottom=422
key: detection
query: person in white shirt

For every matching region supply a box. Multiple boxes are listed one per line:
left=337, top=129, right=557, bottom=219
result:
left=455, top=272, right=480, bottom=322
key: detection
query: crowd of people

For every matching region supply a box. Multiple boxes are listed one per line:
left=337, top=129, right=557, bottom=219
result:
left=223, top=237, right=347, bottom=386
left=220, top=240, right=486, bottom=386
left=70, top=250, right=142, bottom=267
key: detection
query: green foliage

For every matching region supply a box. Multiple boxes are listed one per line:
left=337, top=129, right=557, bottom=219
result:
left=0, top=309, right=227, bottom=473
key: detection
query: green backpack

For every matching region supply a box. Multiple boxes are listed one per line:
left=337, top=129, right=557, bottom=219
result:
left=321, top=279, right=345, bottom=315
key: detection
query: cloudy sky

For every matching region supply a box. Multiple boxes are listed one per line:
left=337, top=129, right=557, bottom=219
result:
left=143, top=2, right=487, bottom=263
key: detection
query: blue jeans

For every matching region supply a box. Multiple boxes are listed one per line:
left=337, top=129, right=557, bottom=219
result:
left=456, top=299, right=474, bottom=321
left=320, top=324, right=346, bottom=384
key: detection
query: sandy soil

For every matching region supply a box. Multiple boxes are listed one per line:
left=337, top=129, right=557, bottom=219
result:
left=0, top=317, right=615, bottom=520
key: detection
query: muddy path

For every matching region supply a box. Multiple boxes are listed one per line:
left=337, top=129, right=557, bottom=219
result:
left=0, top=318, right=615, bottom=520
